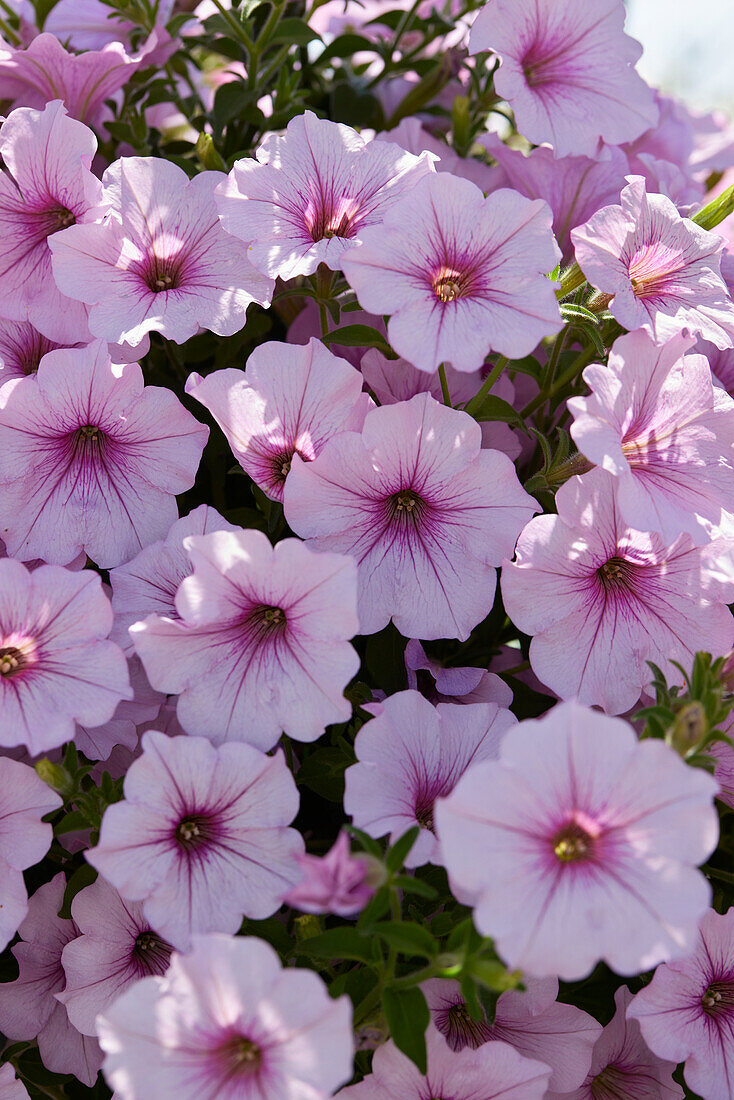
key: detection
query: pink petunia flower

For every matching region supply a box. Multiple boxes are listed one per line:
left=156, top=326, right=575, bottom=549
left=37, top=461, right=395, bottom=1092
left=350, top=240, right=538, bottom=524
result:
left=0, top=1064, right=29, bottom=1100
left=501, top=469, right=734, bottom=714
left=58, top=876, right=173, bottom=1036
left=404, top=639, right=513, bottom=708
left=131, top=529, right=360, bottom=749
left=0, top=757, right=61, bottom=951
left=72, top=654, right=163, bottom=761
left=40, top=0, right=174, bottom=51
left=0, top=100, right=102, bottom=344
left=215, top=110, right=435, bottom=281
left=97, top=933, right=354, bottom=1100
left=49, top=157, right=273, bottom=347
left=341, top=173, right=562, bottom=374
left=338, top=1023, right=551, bottom=1099
left=571, top=176, right=734, bottom=349
left=479, top=134, right=629, bottom=259
left=186, top=338, right=371, bottom=502
left=423, top=976, right=601, bottom=1094
left=435, top=700, right=719, bottom=981
left=377, top=118, right=499, bottom=191
left=110, top=505, right=238, bottom=656
left=344, top=690, right=516, bottom=867
left=0, top=319, right=62, bottom=382
left=0, top=340, right=208, bottom=568
left=284, top=393, right=537, bottom=640
left=469, top=0, right=658, bottom=158
left=628, top=908, right=734, bottom=1100
left=568, top=330, right=734, bottom=545
left=0, top=559, right=131, bottom=754
left=87, top=730, right=304, bottom=950
left=0, top=30, right=172, bottom=128
left=552, top=985, right=682, bottom=1100
left=0, top=875, right=103, bottom=1087
left=284, top=831, right=376, bottom=918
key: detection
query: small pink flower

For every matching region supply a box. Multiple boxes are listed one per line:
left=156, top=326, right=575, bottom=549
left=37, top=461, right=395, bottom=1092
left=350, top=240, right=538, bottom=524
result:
left=284, top=393, right=537, bottom=640
left=501, top=469, right=734, bottom=714
left=58, top=877, right=173, bottom=1036
left=0, top=757, right=61, bottom=951
left=215, top=110, right=435, bottom=280
left=628, top=908, right=734, bottom=1100
left=97, top=933, right=354, bottom=1100
left=378, top=118, right=498, bottom=191
left=110, top=505, right=238, bottom=656
left=186, top=338, right=371, bottom=502
left=469, top=0, right=658, bottom=158
left=338, top=1023, right=551, bottom=1099
left=0, top=341, right=208, bottom=568
left=285, top=832, right=375, bottom=918
left=0, top=559, right=131, bottom=754
left=49, top=157, right=273, bottom=347
left=0, top=319, right=62, bottom=382
left=568, top=329, right=734, bottom=545
left=131, top=529, right=360, bottom=750
left=345, top=690, right=516, bottom=867
left=423, top=976, right=602, bottom=1094
left=72, top=655, right=163, bottom=761
left=436, top=700, right=719, bottom=980
left=405, top=639, right=513, bottom=708
left=0, top=875, right=103, bottom=1087
left=0, top=100, right=102, bottom=343
left=572, top=176, right=734, bottom=348
left=87, top=730, right=304, bottom=949
left=342, top=173, right=562, bottom=374
left=553, top=985, right=682, bottom=1100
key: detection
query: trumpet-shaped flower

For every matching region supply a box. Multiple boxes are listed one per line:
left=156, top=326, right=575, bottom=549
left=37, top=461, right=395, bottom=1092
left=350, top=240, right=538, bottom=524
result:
left=131, top=529, right=360, bottom=749
left=342, top=173, right=562, bottom=374
left=215, top=110, right=435, bottom=280
left=97, top=933, right=354, bottom=1100
left=0, top=341, right=208, bottom=568
left=186, top=338, right=371, bottom=502
left=87, top=730, right=304, bottom=950
left=49, top=157, right=273, bottom=347
left=436, top=700, right=719, bottom=981
left=284, top=832, right=375, bottom=918
left=469, top=0, right=658, bottom=158
left=285, top=393, right=537, bottom=640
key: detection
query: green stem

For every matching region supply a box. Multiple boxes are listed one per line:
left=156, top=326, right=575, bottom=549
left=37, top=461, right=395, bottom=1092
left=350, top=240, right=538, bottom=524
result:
left=464, top=356, right=508, bottom=417
left=555, top=263, right=587, bottom=301
left=318, top=300, right=330, bottom=338
left=438, top=363, right=452, bottom=406
left=212, top=0, right=254, bottom=49
left=520, top=342, right=597, bottom=418
left=0, top=13, right=19, bottom=44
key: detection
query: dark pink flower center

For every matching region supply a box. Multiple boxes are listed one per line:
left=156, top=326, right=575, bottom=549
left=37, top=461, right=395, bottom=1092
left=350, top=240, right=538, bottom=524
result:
left=590, top=1064, right=632, bottom=1100
left=521, top=37, right=570, bottom=89
left=246, top=604, right=288, bottom=641
left=0, top=645, right=27, bottom=677
left=140, top=252, right=186, bottom=294
left=552, top=817, right=598, bottom=863
left=432, top=266, right=473, bottom=303
left=702, top=980, right=734, bottom=1016
left=175, top=814, right=218, bottom=851
left=444, top=1001, right=491, bottom=1050
left=389, top=489, right=426, bottom=524
left=597, top=556, right=638, bottom=592
left=627, top=242, right=685, bottom=299
left=132, top=930, right=173, bottom=977
left=216, top=1034, right=263, bottom=1080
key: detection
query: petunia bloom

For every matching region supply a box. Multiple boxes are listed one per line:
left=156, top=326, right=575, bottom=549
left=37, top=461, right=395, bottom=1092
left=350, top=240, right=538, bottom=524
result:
left=284, top=393, right=537, bottom=640
left=0, top=341, right=208, bottom=568
left=0, top=559, right=131, bottom=754
left=0, top=319, right=62, bottom=382
left=215, top=110, right=435, bottom=281
left=628, top=908, right=734, bottom=1100
left=501, top=469, right=734, bottom=714
left=0, top=875, right=103, bottom=1087
left=284, top=832, right=376, bottom=918
left=568, top=330, right=734, bottom=545
left=131, top=529, right=359, bottom=750
left=405, top=638, right=513, bottom=708
left=571, top=176, right=734, bottom=349
left=0, top=1064, right=29, bottom=1100
left=58, top=877, right=173, bottom=1036
left=0, top=757, right=61, bottom=951
left=87, top=730, right=304, bottom=950
left=186, top=338, right=371, bottom=502
left=423, top=976, right=601, bottom=1094
left=110, top=505, right=238, bottom=656
left=97, top=933, right=354, bottom=1100
left=345, top=690, right=516, bottom=867
left=0, top=100, right=102, bottom=344
left=552, top=985, right=682, bottom=1100
left=49, top=157, right=274, bottom=347
left=436, top=700, right=719, bottom=981
left=342, top=172, right=562, bottom=374
left=469, top=0, right=658, bottom=158
left=338, top=1023, right=551, bottom=1099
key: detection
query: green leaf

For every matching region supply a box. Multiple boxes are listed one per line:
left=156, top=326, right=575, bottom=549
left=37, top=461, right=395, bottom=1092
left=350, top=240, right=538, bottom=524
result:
left=270, top=17, right=322, bottom=45
left=316, top=33, right=376, bottom=63
left=345, top=826, right=383, bottom=858
left=386, top=825, right=420, bottom=872
left=357, top=884, right=391, bottom=930
left=59, top=863, right=97, bottom=919
left=392, top=874, right=438, bottom=898
left=296, top=927, right=378, bottom=963
left=322, top=324, right=393, bottom=355
left=382, top=986, right=430, bottom=1073
left=374, top=921, right=437, bottom=958
left=54, top=810, right=90, bottom=836
left=471, top=393, right=525, bottom=429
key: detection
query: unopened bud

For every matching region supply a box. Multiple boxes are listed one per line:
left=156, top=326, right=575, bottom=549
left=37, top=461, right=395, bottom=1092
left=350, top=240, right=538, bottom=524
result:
left=470, top=959, right=523, bottom=992
left=35, top=758, right=74, bottom=799
left=293, top=914, right=323, bottom=941
left=670, top=701, right=708, bottom=756
left=720, top=650, right=734, bottom=693
left=196, top=132, right=227, bottom=173
left=693, top=184, right=734, bottom=232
